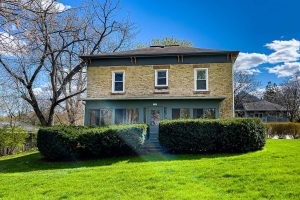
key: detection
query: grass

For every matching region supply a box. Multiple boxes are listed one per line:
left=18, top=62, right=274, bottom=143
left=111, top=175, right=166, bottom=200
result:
left=0, top=140, right=299, bottom=200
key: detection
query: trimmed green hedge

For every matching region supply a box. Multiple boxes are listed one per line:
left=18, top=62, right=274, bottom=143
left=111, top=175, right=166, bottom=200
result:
left=159, top=118, right=266, bottom=153
left=37, top=124, right=147, bottom=161
left=265, top=122, right=300, bottom=139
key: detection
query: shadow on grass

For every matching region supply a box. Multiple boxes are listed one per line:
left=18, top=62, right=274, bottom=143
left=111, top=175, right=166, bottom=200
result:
left=0, top=151, right=248, bottom=173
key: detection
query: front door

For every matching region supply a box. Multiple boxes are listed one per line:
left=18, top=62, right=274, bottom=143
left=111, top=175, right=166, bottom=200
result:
left=147, top=107, right=163, bottom=134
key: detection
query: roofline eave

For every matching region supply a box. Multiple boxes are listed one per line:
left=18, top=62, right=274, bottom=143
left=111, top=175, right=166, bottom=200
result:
left=79, top=51, right=240, bottom=60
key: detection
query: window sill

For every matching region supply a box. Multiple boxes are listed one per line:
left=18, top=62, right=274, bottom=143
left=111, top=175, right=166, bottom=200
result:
left=155, top=86, right=168, bottom=89
left=194, top=90, right=210, bottom=94
left=154, top=89, right=169, bottom=94
left=111, top=92, right=126, bottom=95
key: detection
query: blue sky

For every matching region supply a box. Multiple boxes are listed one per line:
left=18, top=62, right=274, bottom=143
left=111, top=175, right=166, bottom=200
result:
left=63, top=0, right=300, bottom=89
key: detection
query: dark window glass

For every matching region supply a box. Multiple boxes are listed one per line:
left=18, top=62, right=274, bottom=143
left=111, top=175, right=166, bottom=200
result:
left=115, top=108, right=139, bottom=124
left=193, top=109, right=204, bottom=119
left=113, top=72, right=124, bottom=92
left=114, top=82, right=123, bottom=91
left=172, top=109, right=180, bottom=119
left=180, top=108, right=190, bottom=119
left=197, top=70, right=206, bottom=79
left=100, top=109, right=112, bottom=126
left=157, top=71, right=166, bottom=78
left=115, top=73, right=123, bottom=81
left=115, top=109, right=126, bottom=124
left=157, top=78, right=166, bottom=85
left=197, top=80, right=206, bottom=90
left=196, top=69, right=207, bottom=90
left=143, top=108, right=147, bottom=123
left=156, top=70, right=167, bottom=86
left=126, top=109, right=139, bottom=123
left=164, top=107, right=168, bottom=119
left=204, top=108, right=216, bottom=119
left=89, top=109, right=100, bottom=126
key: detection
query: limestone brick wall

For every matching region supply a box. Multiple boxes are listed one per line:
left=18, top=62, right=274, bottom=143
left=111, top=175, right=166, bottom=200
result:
left=86, top=63, right=234, bottom=118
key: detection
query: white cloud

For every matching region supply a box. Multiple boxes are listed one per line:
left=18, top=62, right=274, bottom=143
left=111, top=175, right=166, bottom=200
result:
left=33, top=87, right=44, bottom=96
left=267, top=62, right=300, bottom=78
left=27, top=0, right=71, bottom=13
left=234, top=39, right=300, bottom=78
left=234, top=52, right=268, bottom=74
left=41, top=0, right=71, bottom=12
left=249, top=87, right=265, bottom=98
left=266, top=39, right=300, bottom=64
left=0, top=32, right=27, bottom=56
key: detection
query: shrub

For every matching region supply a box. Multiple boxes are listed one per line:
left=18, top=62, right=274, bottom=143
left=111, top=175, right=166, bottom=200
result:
left=265, top=122, right=300, bottom=139
left=0, top=126, right=29, bottom=155
left=37, top=124, right=147, bottom=161
left=78, top=124, right=147, bottom=158
left=159, top=118, right=266, bottom=153
left=37, top=126, right=84, bottom=160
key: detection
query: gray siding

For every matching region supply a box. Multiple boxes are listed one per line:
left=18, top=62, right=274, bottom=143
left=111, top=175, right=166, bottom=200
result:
left=84, top=99, right=222, bottom=125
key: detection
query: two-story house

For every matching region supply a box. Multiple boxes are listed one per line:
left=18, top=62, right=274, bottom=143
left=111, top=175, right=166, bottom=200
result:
left=81, top=45, right=239, bottom=133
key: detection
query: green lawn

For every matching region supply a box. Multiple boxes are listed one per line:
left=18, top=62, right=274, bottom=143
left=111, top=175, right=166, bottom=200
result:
left=0, top=140, right=299, bottom=200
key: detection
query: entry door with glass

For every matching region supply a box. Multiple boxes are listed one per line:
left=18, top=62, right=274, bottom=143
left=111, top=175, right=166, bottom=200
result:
left=147, top=107, right=163, bottom=134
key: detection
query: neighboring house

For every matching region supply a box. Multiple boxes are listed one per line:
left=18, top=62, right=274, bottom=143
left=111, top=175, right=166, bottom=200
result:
left=235, top=100, right=288, bottom=122
left=81, top=45, right=239, bottom=133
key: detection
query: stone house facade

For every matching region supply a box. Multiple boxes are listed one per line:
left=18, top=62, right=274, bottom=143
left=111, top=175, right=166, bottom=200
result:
left=81, top=45, right=239, bottom=133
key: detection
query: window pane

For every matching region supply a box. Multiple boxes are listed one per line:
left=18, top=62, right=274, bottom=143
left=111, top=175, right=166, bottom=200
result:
left=143, top=108, right=147, bottom=123
left=114, top=82, right=123, bottom=91
left=172, top=109, right=180, bottom=119
left=197, top=80, right=207, bottom=90
left=180, top=108, right=190, bottom=119
left=100, top=109, right=112, bottom=126
left=197, top=70, right=206, bottom=79
left=115, top=109, right=126, bottom=124
left=115, top=73, right=123, bottom=81
left=157, top=71, right=166, bottom=78
left=204, top=108, right=216, bottom=119
left=164, top=107, right=168, bottom=119
left=90, top=110, right=99, bottom=126
left=157, top=77, right=167, bottom=85
left=193, top=109, right=204, bottom=119
left=126, top=109, right=139, bottom=123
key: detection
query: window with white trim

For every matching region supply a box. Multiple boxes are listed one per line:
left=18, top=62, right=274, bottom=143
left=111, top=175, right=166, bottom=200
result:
left=194, top=68, right=208, bottom=91
left=155, top=69, right=168, bottom=87
left=112, top=71, right=125, bottom=93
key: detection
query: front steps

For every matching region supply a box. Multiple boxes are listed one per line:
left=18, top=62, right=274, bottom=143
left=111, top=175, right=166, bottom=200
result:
left=140, top=132, right=164, bottom=153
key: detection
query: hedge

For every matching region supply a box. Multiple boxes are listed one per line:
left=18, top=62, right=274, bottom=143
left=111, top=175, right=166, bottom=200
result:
left=37, top=124, right=147, bottom=161
left=265, top=122, right=300, bottom=139
left=159, top=118, right=266, bottom=153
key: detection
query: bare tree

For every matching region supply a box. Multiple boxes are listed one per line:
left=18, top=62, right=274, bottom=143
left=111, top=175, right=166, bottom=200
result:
left=137, top=36, right=193, bottom=48
left=277, top=75, right=300, bottom=122
left=0, top=0, right=133, bottom=126
left=234, top=71, right=260, bottom=109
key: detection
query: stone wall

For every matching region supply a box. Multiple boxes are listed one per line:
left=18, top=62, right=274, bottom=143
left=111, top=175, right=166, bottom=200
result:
left=87, top=63, right=234, bottom=118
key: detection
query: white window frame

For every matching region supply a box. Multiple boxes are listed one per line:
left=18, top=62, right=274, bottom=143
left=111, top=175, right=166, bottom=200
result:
left=155, top=69, right=168, bottom=87
left=112, top=70, right=125, bottom=93
left=194, top=68, right=208, bottom=91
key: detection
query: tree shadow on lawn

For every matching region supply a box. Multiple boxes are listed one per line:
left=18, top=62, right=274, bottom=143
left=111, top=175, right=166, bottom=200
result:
left=0, top=151, right=251, bottom=173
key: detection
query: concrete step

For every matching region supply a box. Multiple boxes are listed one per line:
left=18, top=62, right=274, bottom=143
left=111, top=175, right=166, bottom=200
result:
left=147, top=138, right=159, bottom=142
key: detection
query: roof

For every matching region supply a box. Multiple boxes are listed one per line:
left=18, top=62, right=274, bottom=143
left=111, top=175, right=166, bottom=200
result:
left=242, top=100, right=286, bottom=111
left=83, top=96, right=226, bottom=101
left=0, top=121, right=37, bottom=132
left=80, top=45, right=239, bottom=59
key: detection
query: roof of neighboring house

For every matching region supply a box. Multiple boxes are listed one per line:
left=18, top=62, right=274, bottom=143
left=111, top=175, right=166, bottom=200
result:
left=241, top=100, right=286, bottom=111
left=80, top=45, right=239, bottom=59
left=0, top=121, right=37, bottom=132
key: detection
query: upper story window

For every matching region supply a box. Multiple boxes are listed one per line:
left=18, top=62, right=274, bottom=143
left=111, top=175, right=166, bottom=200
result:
left=194, top=68, right=208, bottom=91
left=155, top=69, right=168, bottom=87
left=112, top=71, right=125, bottom=93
